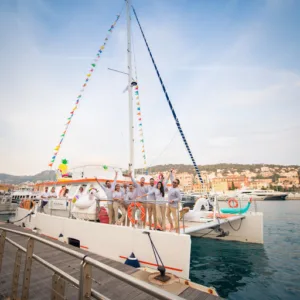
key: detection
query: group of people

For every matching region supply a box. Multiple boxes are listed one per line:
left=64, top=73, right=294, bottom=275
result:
left=40, top=185, right=73, bottom=211
left=99, top=170, right=182, bottom=232
left=38, top=171, right=182, bottom=232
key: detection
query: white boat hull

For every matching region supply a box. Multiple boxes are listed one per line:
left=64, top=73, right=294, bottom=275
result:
left=12, top=207, right=192, bottom=279
left=185, top=212, right=263, bottom=244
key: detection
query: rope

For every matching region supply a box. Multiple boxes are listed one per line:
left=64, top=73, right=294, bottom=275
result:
left=148, top=129, right=178, bottom=168
left=227, top=218, right=243, bottom=231
left=132, top=6, right=204, bottom=184
left=7, top=212, right=34, bottom=224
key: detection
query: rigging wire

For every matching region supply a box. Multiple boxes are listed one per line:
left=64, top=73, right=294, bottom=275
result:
left=131, top=6, right=204, bottom=184
left=148, top=130, right=179, bottom=168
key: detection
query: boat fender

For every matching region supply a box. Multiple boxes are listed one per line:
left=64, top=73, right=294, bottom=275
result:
left=98, top=206, right=109, bottom=223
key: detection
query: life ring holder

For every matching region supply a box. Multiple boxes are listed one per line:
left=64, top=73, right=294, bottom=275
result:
left=228, top=198, right=239, bottom=208
left=127, top=202, right=145, bottom=225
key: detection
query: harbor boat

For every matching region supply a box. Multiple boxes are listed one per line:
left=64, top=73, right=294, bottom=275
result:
left=0, top=192, right=16, bottom=215
left=237, top=189, right=288, bottom=201
left=11, top=0, right=263, bottom=287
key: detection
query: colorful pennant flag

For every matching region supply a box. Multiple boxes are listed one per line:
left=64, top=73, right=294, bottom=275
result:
left=48, top=13, right=121, bottom=168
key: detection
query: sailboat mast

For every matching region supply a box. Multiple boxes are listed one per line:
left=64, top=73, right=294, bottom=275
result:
left=126, top=0, right=134, bottom=174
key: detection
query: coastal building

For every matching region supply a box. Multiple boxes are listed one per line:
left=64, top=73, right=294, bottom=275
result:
left=225, top=176, right=249, bottom=189
left=0, top=184, right=14, bottom=192
left=176, top=172, right=194, bottom=192
left=211, top=179, right=228, bottom=192
left=249, top=179, right=272, bottom=189
left=192, top=182, right=210, bottom=193
left=278, top=177, right=299, bottom=186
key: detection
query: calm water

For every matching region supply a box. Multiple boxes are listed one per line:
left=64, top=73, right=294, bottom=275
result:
left=190, top=201, right=300, bottom=299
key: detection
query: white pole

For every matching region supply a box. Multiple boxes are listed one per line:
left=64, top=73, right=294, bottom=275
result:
left=126, top=0, right=134, bottom=174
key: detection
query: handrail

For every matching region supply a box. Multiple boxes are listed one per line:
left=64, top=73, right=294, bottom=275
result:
left=0, top=226, right=185, bottom=300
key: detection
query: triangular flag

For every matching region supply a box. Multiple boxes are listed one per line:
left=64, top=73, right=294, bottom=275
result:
left=49, top=163, right=53, bottom=167
left=90, top=69, right=94, bottom=72
left=91, top=64, right=96, bottom=67
left=100, top=46, right=105, bottom=50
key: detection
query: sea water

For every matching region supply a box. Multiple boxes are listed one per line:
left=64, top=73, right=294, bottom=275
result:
left=190, top=201, right=300, bottom=299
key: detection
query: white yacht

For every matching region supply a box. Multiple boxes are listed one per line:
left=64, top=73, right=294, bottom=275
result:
left=237, top=189, right=288, bottom=201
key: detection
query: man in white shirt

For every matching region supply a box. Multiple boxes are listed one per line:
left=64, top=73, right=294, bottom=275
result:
left=166, top=171, right=182, bottom=233
left=99, top=171, right=118, bottom=224
left=40, top=187, right=49, bottom=212
left=123, top=183, right=135, bottom=226
left=147, top=178, right=157, bottom=230
left=130, top=172, right=148, bottom=228
left=49, top=187, right=57, bottom=199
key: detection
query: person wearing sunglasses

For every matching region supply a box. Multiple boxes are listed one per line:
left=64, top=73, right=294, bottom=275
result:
left=166, top=170, right=182, bottom=232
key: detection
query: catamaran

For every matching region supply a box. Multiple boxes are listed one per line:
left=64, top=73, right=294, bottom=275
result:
left=10, top=0, right=263, bottom=289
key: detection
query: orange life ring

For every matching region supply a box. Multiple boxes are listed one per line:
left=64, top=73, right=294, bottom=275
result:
left=228, top=198, right=239, bottom=208
left=127, top=202, right=145, bottom=225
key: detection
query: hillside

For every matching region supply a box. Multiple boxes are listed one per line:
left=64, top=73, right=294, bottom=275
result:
left=141, top=163, right=300, bottom=174
left=0, top=170, right=56, bottom=184
left=0, top=163, right=299, bottom=184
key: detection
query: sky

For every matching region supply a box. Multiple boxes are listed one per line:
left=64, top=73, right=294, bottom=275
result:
left=0, top=0, right=299, bottom=175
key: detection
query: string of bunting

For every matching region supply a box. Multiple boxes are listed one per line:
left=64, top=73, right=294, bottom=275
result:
left=48, top=14, right=122, bottom=168
left=132, top=6, right=204, bottom=183
left=134, top=84, right=147, bottom=166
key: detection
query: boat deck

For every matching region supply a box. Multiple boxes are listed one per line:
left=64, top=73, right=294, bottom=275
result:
left=0, top=223, right=220, bottom=300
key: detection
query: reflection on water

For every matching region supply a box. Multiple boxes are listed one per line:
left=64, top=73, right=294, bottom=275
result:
left=190, top=201, right=300, bottom=300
